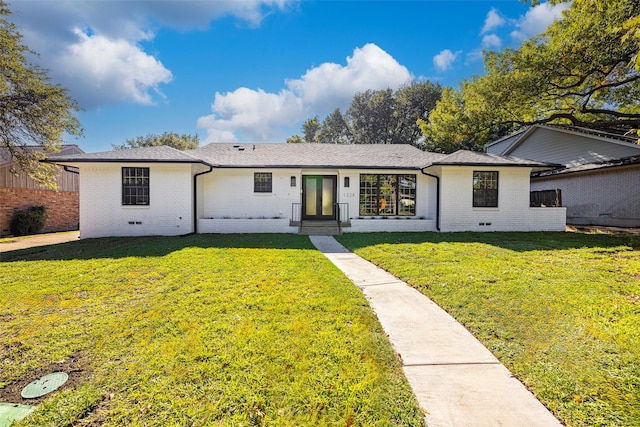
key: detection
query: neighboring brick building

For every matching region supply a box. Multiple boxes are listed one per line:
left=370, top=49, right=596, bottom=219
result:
left=487, top=125, right=640, bottom=228
left=530, top=156, right=640, bottom=227
left=1, top=145, right=83, bottom=236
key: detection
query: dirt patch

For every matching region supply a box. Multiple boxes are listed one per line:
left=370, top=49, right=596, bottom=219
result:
left=0, top=352, right=90, bottom=405
left=567, top=225, right=640, bottom=236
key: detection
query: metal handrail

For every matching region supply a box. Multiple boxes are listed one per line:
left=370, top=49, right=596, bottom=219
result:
left=335, top=203, right=349, bottom=226
left=291, top=203, right=301, bottom=225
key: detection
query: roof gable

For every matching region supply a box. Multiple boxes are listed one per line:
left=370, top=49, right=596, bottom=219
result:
left=487, top=125, right=640, bottom=166
left=1, top=144, right=84, bottom=167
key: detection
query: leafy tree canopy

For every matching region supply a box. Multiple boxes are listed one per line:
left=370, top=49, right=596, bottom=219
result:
left=113, top=132, right=199, bottom=151
left=421, top=0, right=640, bottom=152
left=0, top=1, right=82, bottom=187
left=288, top=81, right=442, bottom=147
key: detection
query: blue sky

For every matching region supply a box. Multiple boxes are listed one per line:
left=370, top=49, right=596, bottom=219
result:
left=7, top=0, right=568, bottom=152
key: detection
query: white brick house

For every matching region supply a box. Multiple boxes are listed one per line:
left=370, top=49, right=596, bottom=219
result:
left=47, top=143, right=566, bottom=238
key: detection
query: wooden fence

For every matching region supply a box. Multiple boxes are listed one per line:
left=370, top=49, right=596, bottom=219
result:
left=530, top=189, right=562, bottom=207
left=0, top=163, right=79, bottom=192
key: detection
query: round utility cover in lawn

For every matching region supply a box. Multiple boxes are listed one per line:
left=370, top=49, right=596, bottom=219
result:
left=0, top=403, right=35, bottom=427
left=21, top=372, right=68, bottom=399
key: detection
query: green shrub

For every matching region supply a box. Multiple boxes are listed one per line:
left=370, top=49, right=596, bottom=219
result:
left=10, top=205, right=47, bottom=236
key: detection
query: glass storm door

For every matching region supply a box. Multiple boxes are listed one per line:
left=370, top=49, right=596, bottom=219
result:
left=302, top=175, right=337, bottom=220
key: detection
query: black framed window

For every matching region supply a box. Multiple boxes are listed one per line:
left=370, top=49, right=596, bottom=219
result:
left=122, top=167, right=149, bottom=206
left=473, top=171, right=498, bottom=207
left=254, top=172, right=272, bottom=193
left=359, top=174, right=416, bottom=216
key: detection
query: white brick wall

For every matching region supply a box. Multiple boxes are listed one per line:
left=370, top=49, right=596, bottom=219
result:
left=347, top=218, right=436, bottom=233
left=198, top=218, right=296, bottom=234
left=79, top=163, right=194, bottom=238
left=197, top=168, right=438, bottom=224
left=438, top=166, right=566, bottom=232
left=75, top=163, right=564, bottom=238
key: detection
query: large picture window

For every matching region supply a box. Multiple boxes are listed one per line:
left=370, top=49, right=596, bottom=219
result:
left=122, top=167, right=149, bottom=206
left=254, top=172, right=272, bottom=193
left=473, top=171, right=498, bottom=207
left=359, top=174, right=416, bottom=216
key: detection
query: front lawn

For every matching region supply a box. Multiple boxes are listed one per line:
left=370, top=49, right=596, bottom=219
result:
left=0, top=234, right=424, bottom=426
left=337, top=231, right=640, bottom=427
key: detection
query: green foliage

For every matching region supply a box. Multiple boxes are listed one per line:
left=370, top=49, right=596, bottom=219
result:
left=423, top=0, right=640, bottom=150
left=0, top=1, right=82, bottom=188
left=290, top=81, right=442, bottom=147
left=112, top=132, right=199, bottom=151
left=337, top=231, right=640, bottom=427
left=317, top=108, right=351, bottom=144
left=285, top=134, right=303, bottom=143
left=1, top=234, right=425, bottom=427
left=10, top=205, right=47, bottom=236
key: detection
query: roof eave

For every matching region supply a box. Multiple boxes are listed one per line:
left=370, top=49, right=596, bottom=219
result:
left=428, top=162, right=556, bottom=168
left=43, top=158, right=211, bottom=165
left=209, top=164, right=424, bottom=169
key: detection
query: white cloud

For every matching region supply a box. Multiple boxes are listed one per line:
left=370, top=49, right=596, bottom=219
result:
left=481, top=8, right=506, bottom=34
left=511, top=2, right=569, bottom=41
left=433, top=49, right=460, bottom=72
left=7, top=1, right=292, bottom=109
left=57, top=29, right=173, bottom=107
left=197, top=44, right=412, bottom=142
left=481, top=34, right=502, bottom=49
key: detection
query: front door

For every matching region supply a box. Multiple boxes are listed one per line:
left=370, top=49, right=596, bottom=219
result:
left=302, top=175, right=337, bottom=220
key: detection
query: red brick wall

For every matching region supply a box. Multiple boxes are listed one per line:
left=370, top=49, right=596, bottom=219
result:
left=0, top=188, right=79, bottom=236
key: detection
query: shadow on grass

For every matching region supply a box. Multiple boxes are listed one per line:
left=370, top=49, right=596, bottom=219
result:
left=3, top=231, right=639, bottom=263
left=0, top=233, right=316, bottom=262
left=336, top=231, right=640, bottom=253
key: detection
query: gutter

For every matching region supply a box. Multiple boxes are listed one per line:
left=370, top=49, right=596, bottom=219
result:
left=63, top=165, right=79, bottom=174
left=420, top=169, right=440, bottom=231
left=193, top=164, right=214, bottom=234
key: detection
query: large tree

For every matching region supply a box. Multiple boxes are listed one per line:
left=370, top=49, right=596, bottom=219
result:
left=113, top=132, right=199, bottom=151
left=0, top=1, right=82, bottom=186
left=288, top=81, right=442, bottom=146
left=421, top=0, right=640, bottom=152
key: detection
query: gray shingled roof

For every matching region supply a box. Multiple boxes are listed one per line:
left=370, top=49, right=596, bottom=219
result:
left=45, top=143, right=551, bottom=170
left=188, top=143, right=447, bottom=169
left=46, top=145, right=203, bottom=163
left=532, top=155, right=640, bottom=178
left=428, top=150, right=559, bottom=168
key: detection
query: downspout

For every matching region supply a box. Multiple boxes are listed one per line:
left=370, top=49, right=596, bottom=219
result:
left=63, top=165, right=79, bottom=175
left=420, top=169, right=440, bottom=231
left=193, top=164, right=214, bottom=234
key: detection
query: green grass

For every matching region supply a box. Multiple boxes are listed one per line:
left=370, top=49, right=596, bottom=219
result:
left=336, top=231, right=640, bottom=427
left=1, top=234, right=424, bottom=427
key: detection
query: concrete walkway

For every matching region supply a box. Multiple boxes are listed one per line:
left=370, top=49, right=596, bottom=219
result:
left=310, top=235, right=563, bottom=427
left=0, top=231, right=79, bottom=255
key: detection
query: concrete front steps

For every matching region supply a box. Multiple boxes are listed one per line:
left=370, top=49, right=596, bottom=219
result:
left=298, top=220, right=343, bottom=235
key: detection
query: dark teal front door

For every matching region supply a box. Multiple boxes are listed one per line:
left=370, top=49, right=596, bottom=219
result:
left=302, top=175, right=337, bottom=220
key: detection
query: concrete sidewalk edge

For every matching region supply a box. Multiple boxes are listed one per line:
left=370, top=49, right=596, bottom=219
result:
left=310, top=235, right=562, bottom=427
